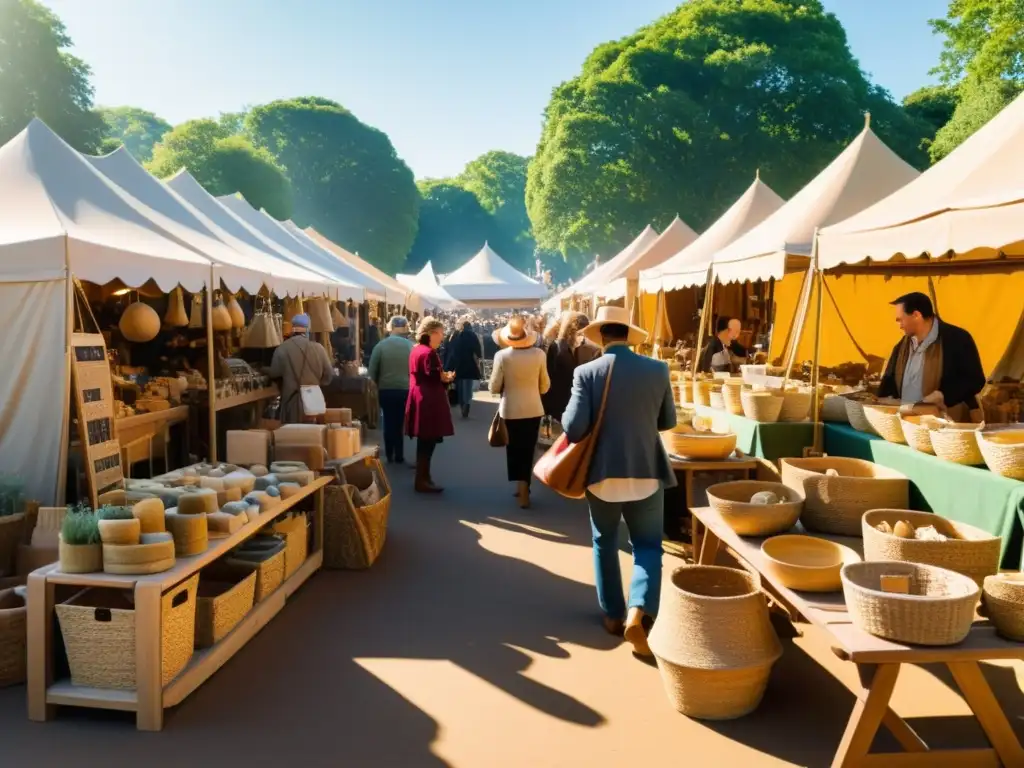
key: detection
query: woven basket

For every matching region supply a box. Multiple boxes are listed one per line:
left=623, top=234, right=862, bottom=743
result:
left=272, top=514, right=308, bottom=580
left=661, top=430, right=737, bottom=461
left=741, top=390, right=783, bottom=423
left=648, top=566, right=781, bottom=720
left=693, top=380, right=712, bottom=407
left=721, top=379, right=744, bottom=416
left=822, top=394, right=852, bottom=423
left=56, top=574, right=198, bottom=689
left=976, top=426, right=1024, bottom=479
left=862, top=405, right=905, bottom=444
left=899, top=414, right=940, bottom=454
left=760, top=535, right=857, bottom=592
left=58, top=538, right=102, bottom=574
left=776, top=389, right=812, bottom=423
left=862, top=510, right=1000, bottom=586
left=220, top=548, right=286, bottom=603
left=705, top=482, right=802, bottom=537
left=678, top=381, right=693, bottom=406
left=708, top=389, right=726, bottom=411
left=194, top=570, right=256, bottom=648
left=931, top=425, right=984, bottom=465
left=845, top=399, right=878, bottom=435
left=0, top=514, right=25, bottom=578
left=780, top=457, right=909, bottom=537
left=324, top=490, right=391, bottom=571
left=982, top=574, right=1024, bottom=642
left=841, top=561, right=979, bottom=646
left=0, top=588, right=26, bottom=687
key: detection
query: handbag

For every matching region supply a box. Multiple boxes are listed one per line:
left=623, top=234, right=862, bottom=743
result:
left=533, top=358, right=614, bottom=499
left=287, top=341, right=327, bottom=418
left=488, top=409, right=508, bottom=447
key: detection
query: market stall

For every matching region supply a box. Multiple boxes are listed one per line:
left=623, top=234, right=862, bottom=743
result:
left=694, top=404, right=815, bottom=464
left=396, top=261, right=467, bottom=312
left=439, top=243, right=548, bottom=309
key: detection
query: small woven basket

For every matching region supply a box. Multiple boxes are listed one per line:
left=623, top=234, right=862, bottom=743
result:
left=219, top=549, right=286, bottom=603
left=705, top=481, right=802, bottom=537
left=822, top=394, right=852, bottom=423
left=780, top=457, right=909, bottom=537
left=899, top=414, right=938, bottom=454
left=841, top=561, right=979, bottom=646
left=777, top=389, right=812, bottom=423
left=661, top=430, right=737, bottom=461
left=861, top=510, right=1000, bottom=586
left=760, top=535, right=856, bottom=592
left=708, top=388, right=726, bottom=411
left=982, top=574, right=1024, bottom=642
left=976, top=426, right=1024, bottom=479
left=0, top=588, right=26, bottom=687
left=931, top=425, right=985, bottom=465
left=845, top=399, right=878, bottom=435
left=721, top=379, right=744, bottom=416
left=693, top=380, right=712, bottom=407
left=741, top=390, right=784, bottom=423
left=862, top=404, right=905, bottom=444
left=194, top=570, right=256, bottom=648
left=56, top=574, right=198, bottom=689
left=273, top=514, right=309, bottom=580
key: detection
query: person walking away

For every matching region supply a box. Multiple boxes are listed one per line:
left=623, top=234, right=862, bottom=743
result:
left=877, top=292, right=985, bottom=422
left=368, top=316, right=414, bottom=465
left=267, top=314, right=334, bottom=423
left=447, top=319, right=484, bottom=418
left=406, top=318, right=455, bottom=493
left=489, top=316, right=551, bottom=509
left=561, top=306, right=676, bottom=657
left=543, top=311, right=601, bottom=424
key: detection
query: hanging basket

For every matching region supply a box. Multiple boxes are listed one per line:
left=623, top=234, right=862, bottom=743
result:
left=164, top=286, right=189, bottom=327
left=226, top=294, right=246, bottom=329
left=119, top=301, right=161, bottom=343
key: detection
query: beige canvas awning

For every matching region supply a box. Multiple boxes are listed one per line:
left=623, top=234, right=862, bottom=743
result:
left=596, top=217, right=698, bottom=300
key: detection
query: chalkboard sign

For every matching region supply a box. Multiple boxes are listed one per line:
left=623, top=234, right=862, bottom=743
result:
left=70, top=333, right=123, bottom=508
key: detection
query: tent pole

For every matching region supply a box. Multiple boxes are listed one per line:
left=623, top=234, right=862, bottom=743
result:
left=207, top=266, right=217, bottom=463
left=692, top=264, right=715, bottom=375
left=783, top=266, right=814, bottom=379
left=55, top=241, right=73, bottom=505
left=811, top=237, right=825, bottom=453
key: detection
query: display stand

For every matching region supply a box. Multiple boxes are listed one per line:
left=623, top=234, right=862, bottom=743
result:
left=694, top=405, right=815, bottom=463
left=668, top=453, right=759, bottom=554
left=26, top=475, right=331, bottom=731
left=691, top=504, right=1024, bottom=767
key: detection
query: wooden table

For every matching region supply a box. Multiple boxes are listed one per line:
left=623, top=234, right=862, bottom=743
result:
left=115, top=406, right=191, bottom=471
left=26, top=475, right=332, bottom=732
left=669, top=454, right=759, bottom=551
left=691, top=505, right=1024, bottom=767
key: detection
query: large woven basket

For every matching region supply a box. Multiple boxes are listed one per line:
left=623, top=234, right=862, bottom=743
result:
left=899, top=413, right=939, bottom=454
left=705, top=481, right=802, bottom=537
left=324, top=459, right=391, bottom=570
left=976, top=426, right=1024, bottom=479
left=741, top=390, right=784, bottom=423
left=982, top=574, right=1024, bottom=641
left=721, top=379, right=744, bottom=416
left=845, top=399, right=878, bottom=435
left=0, top=588, right=26, bottom=687
left=780, top=457, right=909, bottom=537
left=777, top=389, right=812, bottom=423
left=931, top=424, right=985, bottom=465
left=862, top=405, right=905, bottom=444
left=56, top=574, right=198, bottom=689
left=219, top=548, right=285, bottom=603
left=649, top=566, right=781, bottom=720
left=194, top=570, right=256, bottom=648
left=661, top=429, right=737, bottom=461
left=861, top=510, right=1000, bottom=586
left=841, top=561, right=979, bottom=646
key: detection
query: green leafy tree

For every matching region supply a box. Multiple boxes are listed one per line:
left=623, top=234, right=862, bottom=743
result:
left=457, top=151, right=535, bottom=270
left=526, top=0, right=929, bottom=258
left=930, top=76, right=1023, bottom=160
left=902, top=85, right=960, bottom=134
left=97, top=106, right=171, bottom=161
left=148, top=119, right=293, bottom=220
left=405, top=179, right=497, bottom=274
left=245, top=97, right=419, bottom=274
left=0, top=0, right=106, bottom=151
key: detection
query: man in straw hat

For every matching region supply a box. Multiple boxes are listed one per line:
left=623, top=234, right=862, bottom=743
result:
left=561, top=305, right=676, bottom=657
left=268, top=313, right=335, bottom=424
left=369, top=316, right=415, bottom=465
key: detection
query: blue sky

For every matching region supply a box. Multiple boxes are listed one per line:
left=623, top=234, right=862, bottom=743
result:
left=44, top=0, right=949, bottom=179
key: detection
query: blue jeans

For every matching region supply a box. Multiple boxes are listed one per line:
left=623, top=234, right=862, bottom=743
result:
left=379, top=389, right=408, bottom=462
left=587, top=488, right=664, bottom=620
left=455, top=378, right=476, bottom=407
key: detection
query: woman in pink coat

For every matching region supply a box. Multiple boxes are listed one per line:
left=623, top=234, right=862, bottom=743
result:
left=405, top=317, right=455, bottom=492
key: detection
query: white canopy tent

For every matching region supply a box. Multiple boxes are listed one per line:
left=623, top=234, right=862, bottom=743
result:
left=712, top=121, right=921, bottom=285
left=440, top=243, right=548, bottom=308
left=166, top=171, right=362, bottom=301
left=597, top=217, right=699, bottom=303
left=86, top=147, right=332, bottom=298
left=641, top=175, right=786, bottom=293
left=216, top=195, right=385, bottom=301
left=397, top=262, right=466, bottom=311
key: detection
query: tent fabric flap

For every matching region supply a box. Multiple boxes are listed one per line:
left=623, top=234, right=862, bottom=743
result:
left=397, top=262, right=466, bottom=311
left=440, top=243, right=547, bottom=303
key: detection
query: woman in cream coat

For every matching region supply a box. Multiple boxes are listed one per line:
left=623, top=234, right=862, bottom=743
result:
left=489, top=316, right=551, bottom=508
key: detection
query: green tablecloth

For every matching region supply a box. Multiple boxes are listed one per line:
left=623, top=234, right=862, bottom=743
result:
left=695, top=405, right=814, bottom=463
left=824, top=423, right=1024, bottom=569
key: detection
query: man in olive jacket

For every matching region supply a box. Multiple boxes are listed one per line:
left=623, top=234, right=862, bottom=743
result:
left=877, top=292, right=985, bottom=422
left=369, top=316, right=414, bottom=464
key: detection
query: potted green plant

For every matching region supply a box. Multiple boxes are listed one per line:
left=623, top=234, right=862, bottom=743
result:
left=0, top=476, right=25, bottom=577
left=59, top=506, right=102, bottom=574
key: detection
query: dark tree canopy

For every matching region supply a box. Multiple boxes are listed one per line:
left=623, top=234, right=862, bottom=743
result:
left=0, top=0, right=106, bottom=151
left=147, top=119, right=293, bottom=220
left=97, top=106, right=171, bottom=162
left=405, top=179, right=497, bottom=274
left=902, top=85, right=960, bottom=135
left=526, top=0, right=930, bottom=259
left=245, top=97, right=419, bottom=275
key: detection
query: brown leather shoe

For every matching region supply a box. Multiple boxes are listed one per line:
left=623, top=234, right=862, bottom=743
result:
left=624, top=607, right=653, bottom=657
left=414, top=459, right=442, bottom=494
left=516, top=481, right=530, bottom=509
left=602, top=615, right=625, bottom=637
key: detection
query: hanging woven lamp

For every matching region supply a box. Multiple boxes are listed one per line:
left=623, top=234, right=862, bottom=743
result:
left=119, top=299, right=161, bottom=342
left=164, top=286, right=188, bottom=327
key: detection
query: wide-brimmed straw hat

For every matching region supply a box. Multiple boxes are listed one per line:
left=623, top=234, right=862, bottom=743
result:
left=581, top=305, right=648, bottom=347
left=497, top=316, right=537, bottom=349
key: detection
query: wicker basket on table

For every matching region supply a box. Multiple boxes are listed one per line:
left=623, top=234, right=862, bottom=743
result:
left=861, top=509, right=1000, bottom=586
left=930, top=423, right=985, bottom=465
left=976, top=425, right=1024, bottom=479
left=845, top=398, right=878, bottom=435
left=324, top=457, right=391, bottom=570
left=861, top=404, right=905, bottom=443
left=899, top=413, right=940, bottom=454
left=705, top=481, right=802, bottom=537
left=708, top=387, right=726, bottom=411
left=821, top=393, right=853, bottom=423
left=0, top=588, right=26, bottom=687
left=741, top=390, right=784, bottom=423
left=661, top=429, right=737, bottom=461
left=841, top=561, right=979, bottom=646
left=721, top=378, right=744, bottom=416
left=693, top=379, right=712, bottom=408
left=982, top=574, right=1024, bottom=641
left=776, top=388, right=812, bottom=423
left=780, top=457, right=909, bottom=537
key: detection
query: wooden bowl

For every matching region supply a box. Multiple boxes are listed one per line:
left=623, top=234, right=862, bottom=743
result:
left=760, top=535, right=859, bottom=593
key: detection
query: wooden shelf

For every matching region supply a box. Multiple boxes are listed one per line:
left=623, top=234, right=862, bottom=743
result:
left=199, top=387, right=279, bottom=412
left=114, top=406, right=190, bottom=435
